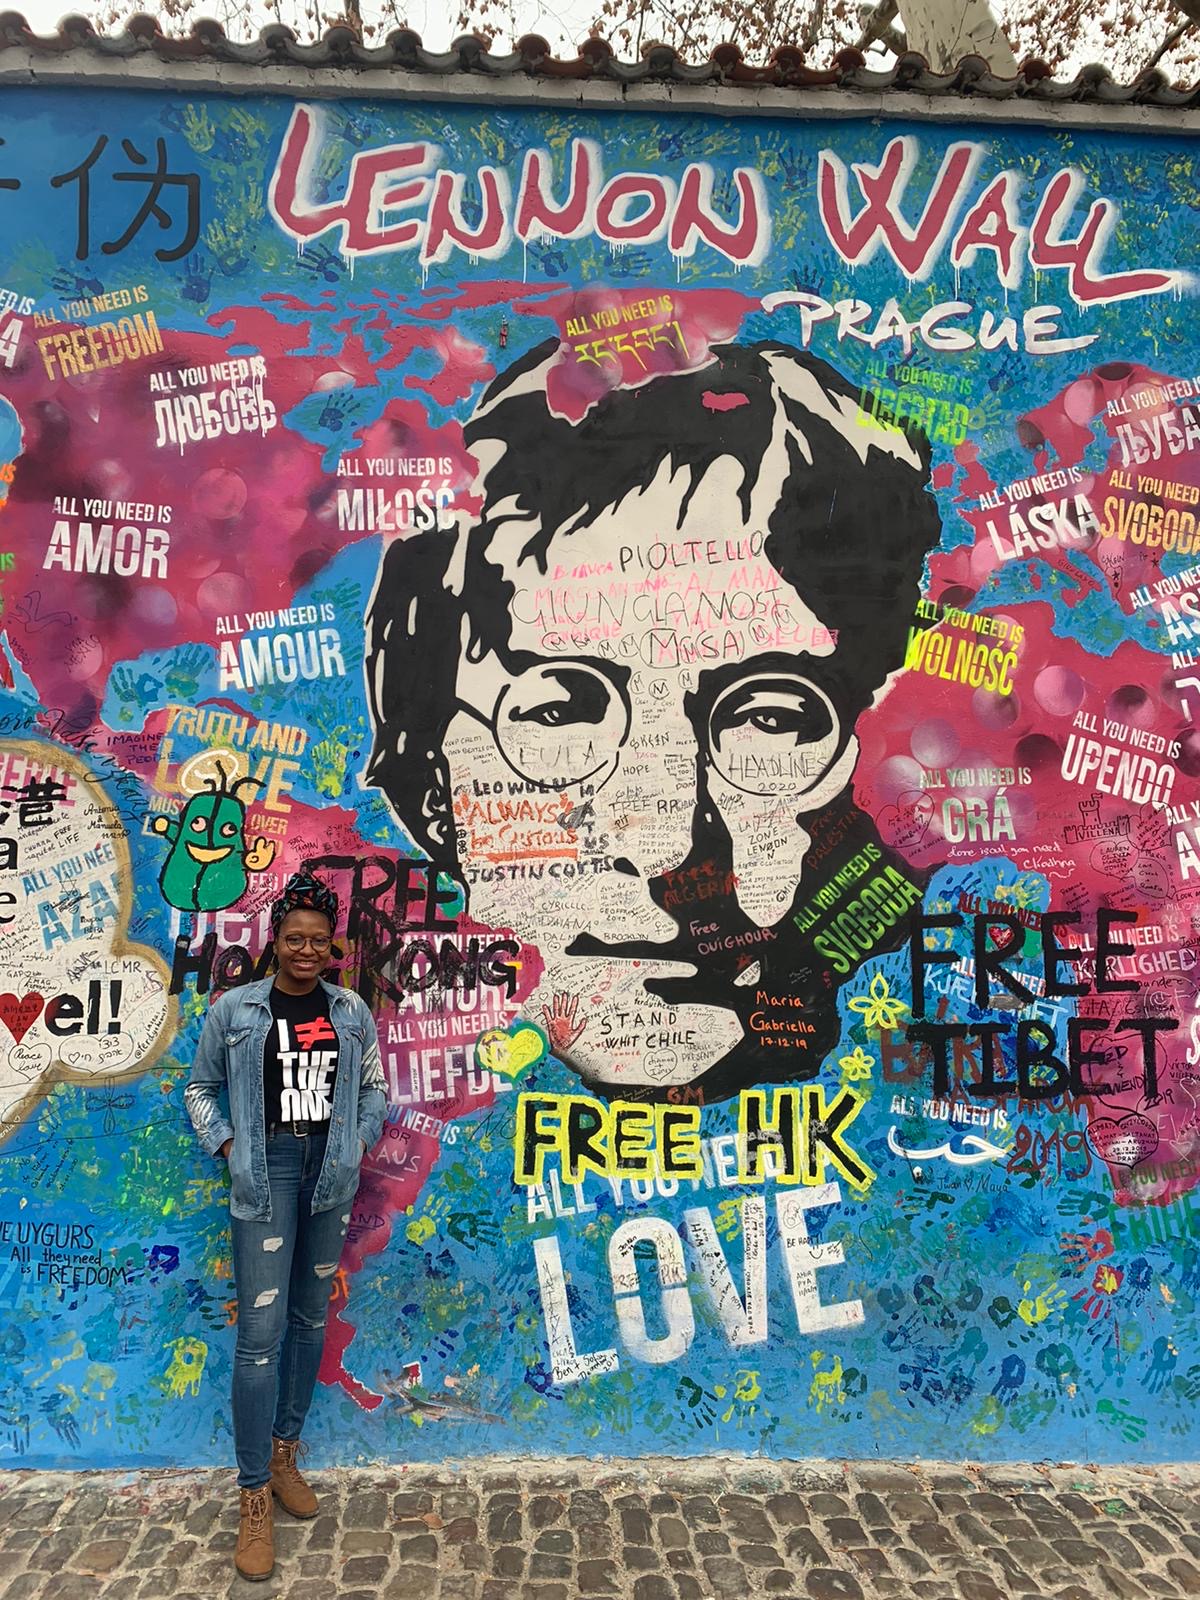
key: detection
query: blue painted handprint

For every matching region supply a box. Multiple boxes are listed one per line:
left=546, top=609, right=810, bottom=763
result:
left=991, top=1353, right=1026, bottom=1402
left=1144, top=1336, right=1178, bottom=1395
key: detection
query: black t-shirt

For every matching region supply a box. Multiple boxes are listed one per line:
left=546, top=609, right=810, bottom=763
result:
left=262, top=984, right=339, bottom=1125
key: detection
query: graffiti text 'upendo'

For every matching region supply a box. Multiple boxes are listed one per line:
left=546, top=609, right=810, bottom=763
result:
left=514, top=1088, right=874, bottom=1192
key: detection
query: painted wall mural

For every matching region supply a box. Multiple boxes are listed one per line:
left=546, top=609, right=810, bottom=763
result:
left=0, top=82, right=1198, bottom=1469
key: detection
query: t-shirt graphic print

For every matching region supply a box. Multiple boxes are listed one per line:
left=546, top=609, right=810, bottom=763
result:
left=263, top=984, right=340, bottom=1124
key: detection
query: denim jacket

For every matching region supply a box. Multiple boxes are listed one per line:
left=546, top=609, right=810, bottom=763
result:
left=184, top=977, right=387, bottom=1222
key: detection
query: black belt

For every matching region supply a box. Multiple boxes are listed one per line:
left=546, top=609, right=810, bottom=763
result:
left=267, top=1120, right=327, bottom=1139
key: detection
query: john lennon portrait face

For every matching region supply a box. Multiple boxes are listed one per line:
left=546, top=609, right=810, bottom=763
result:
left=366, top=338, right=941, bottom=1101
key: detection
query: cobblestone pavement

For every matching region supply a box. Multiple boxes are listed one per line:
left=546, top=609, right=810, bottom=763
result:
left=1, top=1458, right=1199, bottom=1600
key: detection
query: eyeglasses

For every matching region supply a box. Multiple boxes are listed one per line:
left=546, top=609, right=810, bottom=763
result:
left=458, top=659, right=843, bottom=798
left=282, top=934, right=332, bottom=953
left=707, top=674, right=841, bottom=797
left=456, top=660, right=631, bottom=789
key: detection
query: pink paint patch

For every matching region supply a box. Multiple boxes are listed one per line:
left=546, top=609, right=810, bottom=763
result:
left=539, top=286, right=757, bottom=422
left=702, top=390, right=750, bottom=412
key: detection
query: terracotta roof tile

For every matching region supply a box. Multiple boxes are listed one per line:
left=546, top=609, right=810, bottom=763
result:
left=0, top=12, right=1195, bottom=106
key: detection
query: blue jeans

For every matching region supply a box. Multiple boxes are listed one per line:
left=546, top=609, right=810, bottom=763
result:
left=230, top=1128, right=349, bottom=1489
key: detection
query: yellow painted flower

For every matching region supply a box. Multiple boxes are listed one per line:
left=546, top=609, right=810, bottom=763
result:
left=848, top=972, right=909, bottom=1032
left=838, top=1046, right=874, bottom=1082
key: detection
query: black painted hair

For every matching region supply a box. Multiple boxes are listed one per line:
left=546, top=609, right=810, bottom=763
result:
left=365, top=338, right=943, bottom=858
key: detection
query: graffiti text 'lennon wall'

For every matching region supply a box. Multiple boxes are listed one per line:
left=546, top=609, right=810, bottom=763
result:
left=0, top=80, right=1199, bottom=1466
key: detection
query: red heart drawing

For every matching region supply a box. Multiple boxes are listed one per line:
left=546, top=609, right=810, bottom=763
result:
left=1088, top=1113, right=1159, bottom=1168
left=0, top=992, right=45, bottom=1045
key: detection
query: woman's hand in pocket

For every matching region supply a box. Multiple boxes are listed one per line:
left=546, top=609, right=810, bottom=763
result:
left=220, top=1137, right=233, bottom=1160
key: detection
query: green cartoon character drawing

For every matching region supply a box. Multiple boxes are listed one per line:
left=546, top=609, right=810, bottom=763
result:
left=152, top=761, right=277, bottom=911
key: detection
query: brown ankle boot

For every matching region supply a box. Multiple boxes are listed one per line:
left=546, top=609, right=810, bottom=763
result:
left=235, top=1484, right=274, bottom=1581
left=270, top=1435, right=318, bottom=1518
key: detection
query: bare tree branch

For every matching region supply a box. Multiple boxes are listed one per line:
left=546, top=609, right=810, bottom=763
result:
left=855, top=0, right=898, bottom=50
left=84, top=0, right=1200, bottom=86
left=1141, top=14, right=1197, bottom=73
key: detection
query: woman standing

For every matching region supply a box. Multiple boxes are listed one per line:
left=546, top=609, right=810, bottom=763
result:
left=185, top=870, right=386, bottom=1581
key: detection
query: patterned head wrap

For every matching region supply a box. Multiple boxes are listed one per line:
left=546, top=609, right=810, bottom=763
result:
left=270, top=870, right=339, bottom=938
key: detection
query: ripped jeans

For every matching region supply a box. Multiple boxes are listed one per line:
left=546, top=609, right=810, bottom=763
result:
left=230, top=1127, right=349, bottom=1488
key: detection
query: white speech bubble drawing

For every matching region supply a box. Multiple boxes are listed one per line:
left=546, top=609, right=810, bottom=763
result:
left=0, top=739, right=177, bottom=1137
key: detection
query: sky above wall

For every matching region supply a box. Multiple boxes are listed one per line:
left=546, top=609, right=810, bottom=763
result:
left=5, top=3, right=1190, bottom=114
left=15, top=0, right=610, bottom=47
